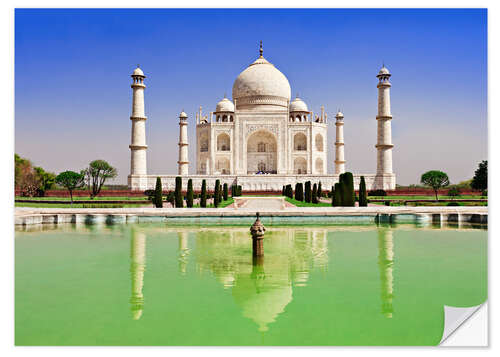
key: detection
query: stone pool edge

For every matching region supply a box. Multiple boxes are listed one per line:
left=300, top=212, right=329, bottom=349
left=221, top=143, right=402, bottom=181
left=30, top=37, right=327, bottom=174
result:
left=15, top=206, right=488, bottom=226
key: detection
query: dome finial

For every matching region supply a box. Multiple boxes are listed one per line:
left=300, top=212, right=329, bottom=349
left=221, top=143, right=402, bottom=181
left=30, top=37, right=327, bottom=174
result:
left=259, top=40, right=263, bottom=57
left=224, top=92, right=227, bottom=99
left=137, top=64, right=140, bottom=68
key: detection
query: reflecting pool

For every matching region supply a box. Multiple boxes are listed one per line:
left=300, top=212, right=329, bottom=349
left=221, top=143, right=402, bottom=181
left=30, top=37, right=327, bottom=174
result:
left=15, top=223, right=487, bottom=345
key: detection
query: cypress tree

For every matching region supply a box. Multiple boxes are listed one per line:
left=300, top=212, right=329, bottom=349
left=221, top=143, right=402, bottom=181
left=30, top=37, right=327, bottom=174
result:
left=214, top=180, right=220, bottom=207
left=175, top=176, right=183, bottom=208
left=331, top=186, right=335, bottom=206
left=295, top=182, right=304, bottom=201
left=359, top=176, right=368, bottom=207
left=200, top=179, right=207, bottom=208
left=282, top=185, right=285, bottom=196
left=305, top=181, right=312, bottom=203
left=342, top=172, right=355, bottom=207
left=285, top=184, right=293, bottom=198
left=186, top=179, right=193, bottom=208
left=154, top=177, right=163, bottom=208
left=223, top=183, right=228, bottom=201
left=317, top=181, right=322, bottom=198
left=334, top=182, right=342, bottom=206
left=312, top=183, right=318, bottom=203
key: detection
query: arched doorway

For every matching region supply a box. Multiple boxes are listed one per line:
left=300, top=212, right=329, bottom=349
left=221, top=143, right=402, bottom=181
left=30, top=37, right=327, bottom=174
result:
left=294, top=157, right=307, bottom=174
left=246, top=130, right=277, bottom=174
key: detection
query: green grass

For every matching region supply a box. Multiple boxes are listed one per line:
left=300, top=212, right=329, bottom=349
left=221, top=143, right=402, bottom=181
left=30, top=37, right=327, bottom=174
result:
left=15, top=196, right=148, bottom=201
left=285, top=197, right=332, bottom=207
left=368, top=195, right=485, bottom=200
left=15, top=202, right=151, bottom=208
left=192, top=197, right=234, bottom=208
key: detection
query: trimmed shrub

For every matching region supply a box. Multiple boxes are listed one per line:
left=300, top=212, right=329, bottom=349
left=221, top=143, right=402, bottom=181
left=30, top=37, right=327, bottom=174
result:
left=282, top=185, right=285, bottom=196
left=223, top=183, right=228, bottom=201
left=312, top=183, right=318, bottom=204
left=186, top=179, right=194, bottom=208
left=175, top=177, right=183, bottom=208
left=447, top=187, right=461, bottom=197
left=167, top=191, right=175, bottom=206
left=368, top=189, right=387, bottom=196
left=359, top=176, right=368, bottom=207
left=341, top=172, right=355, bottom=207
left=447, top=202, right=460, bottom=206
left=333, top=182, right=342, bottom=206
left=200, top=180, right=207, bottom=208
left=384, top=200, right=391, bottom=206
left=153, top=177, right=163, bottom=208
left=295, top=183, right=304, bottom=201
left=285, top=184, right=293, bottom=199
left=317, top=181, right=322, bottom=198
left=305, top=181, right=312, bottom=203
left=214, top=180, right=220, bottom=207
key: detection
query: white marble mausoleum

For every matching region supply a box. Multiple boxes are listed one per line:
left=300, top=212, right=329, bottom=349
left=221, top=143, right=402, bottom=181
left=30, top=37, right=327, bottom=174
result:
left=128, top=43, right=396, bottom=191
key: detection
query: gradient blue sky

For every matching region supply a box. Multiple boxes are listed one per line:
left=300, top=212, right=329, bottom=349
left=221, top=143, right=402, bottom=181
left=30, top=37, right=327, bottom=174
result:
left=15, top=8, right=487, bottom=185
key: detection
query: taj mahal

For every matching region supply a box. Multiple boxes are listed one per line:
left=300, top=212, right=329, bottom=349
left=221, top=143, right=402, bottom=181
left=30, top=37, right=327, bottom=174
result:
left=127, top=42, right=396, bottom=191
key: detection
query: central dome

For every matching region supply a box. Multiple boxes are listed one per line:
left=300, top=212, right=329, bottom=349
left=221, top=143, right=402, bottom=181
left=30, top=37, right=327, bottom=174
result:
left=232, top=54, right=291, bottom=110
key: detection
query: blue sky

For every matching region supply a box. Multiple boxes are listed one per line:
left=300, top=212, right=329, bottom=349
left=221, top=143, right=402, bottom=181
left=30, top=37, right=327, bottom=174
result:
left=15, top=8, right=487, bottom=185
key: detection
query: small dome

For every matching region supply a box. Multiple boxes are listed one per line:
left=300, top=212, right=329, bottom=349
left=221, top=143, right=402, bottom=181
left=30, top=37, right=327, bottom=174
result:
left=289, top=96, right=308, bottom=112
left=179, top=111, right=188, bottom=118
left=215, top=97, right=235, bottom=112
left=378, top=66, right=390, bottom=76
left=132, top=67, right=144, bottom=76
left=336, top=111, right=344, bottom=118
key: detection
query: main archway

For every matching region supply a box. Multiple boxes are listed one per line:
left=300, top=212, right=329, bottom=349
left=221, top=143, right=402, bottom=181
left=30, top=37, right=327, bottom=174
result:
left=246, top=130, right=277, bottom=174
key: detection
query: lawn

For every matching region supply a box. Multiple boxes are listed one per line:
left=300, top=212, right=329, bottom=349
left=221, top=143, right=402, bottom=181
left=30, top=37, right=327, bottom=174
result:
left=368, top=195, right=485, bottom=200
left=15, top=196, right=148, bottom=201
left=14, top=202, right=151, bottom=208
left=285, top=197, right=332, bottom=207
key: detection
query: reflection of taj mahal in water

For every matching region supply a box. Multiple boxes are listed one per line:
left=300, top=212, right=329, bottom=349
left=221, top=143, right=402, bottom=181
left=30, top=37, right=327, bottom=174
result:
left=128, top=42, right=396, bottom=191
left=129, top=227, right=395, bottom=331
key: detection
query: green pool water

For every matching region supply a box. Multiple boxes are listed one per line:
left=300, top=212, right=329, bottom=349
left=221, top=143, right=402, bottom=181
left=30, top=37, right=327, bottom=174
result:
left=15, top=223, right=487, bottom=346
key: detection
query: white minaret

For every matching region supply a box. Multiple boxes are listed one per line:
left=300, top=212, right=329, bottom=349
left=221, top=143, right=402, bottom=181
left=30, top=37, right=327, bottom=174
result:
left=178, top=111, right=189, bottom=175
left=376, top=65, right=394, bottom=176
left=334, top=110, right=346, bottom=174
left=128, top=66, right=148, bottom=189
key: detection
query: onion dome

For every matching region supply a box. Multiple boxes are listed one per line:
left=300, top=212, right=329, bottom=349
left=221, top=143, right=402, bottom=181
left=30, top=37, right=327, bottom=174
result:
left=289, top=96, right=308, bottom=112
left=232, top=42, right=291, bottom=110
left=335, top=110, right=344, bottom=119
left=179, top=111, right=188, bottom=118
left=215, top=96, right=235, bottom=112
left=132, top=66, right=145, bottom=76
left=377, top=65, right=391, bottom=77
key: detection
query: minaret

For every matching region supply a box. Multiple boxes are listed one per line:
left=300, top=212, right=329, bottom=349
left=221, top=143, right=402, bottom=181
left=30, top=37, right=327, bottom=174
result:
left=128, top=66, right=148, bottom=188
left=334, top=110, right=346, bottom=174
left=376, top=65, right=394, bottom=185
left=178, top=110, right=189, bottom=175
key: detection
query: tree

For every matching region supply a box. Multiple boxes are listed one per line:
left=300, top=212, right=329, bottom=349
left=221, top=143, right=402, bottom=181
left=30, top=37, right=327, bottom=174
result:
left=317, top=181, right=323, bottom=198
left=200, top=180, right=207, bottom=208
left=186, top=179, right=194, bottom=208
left=312, top=183, right=318, bottom=204
left=359, top=176, right=368, bottom=207
left=295, top=183, right=304, bottom=201
left=471, top=160, right=487, bottom=191
left=55, top=171, right=85, bottom=204
left=340, top=172, right=355, bottom=207
left=420, top=170, right=450, bottom=201
left=223, top=183, right=228, bottom=201
left=153, top=177, right=163, bottom=208
left=175, top=176, right=183, bottom=207
left=282, top=185, right=285, bottom=196
left=214, top=180, right=220, bottom=207
left=34, top=166, right=56, bottom=197
left=82, top=160, right=117, bottom=199
left=333, top=182, right=342, bottom=206
left=305, top=181, right=312, bottom=203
